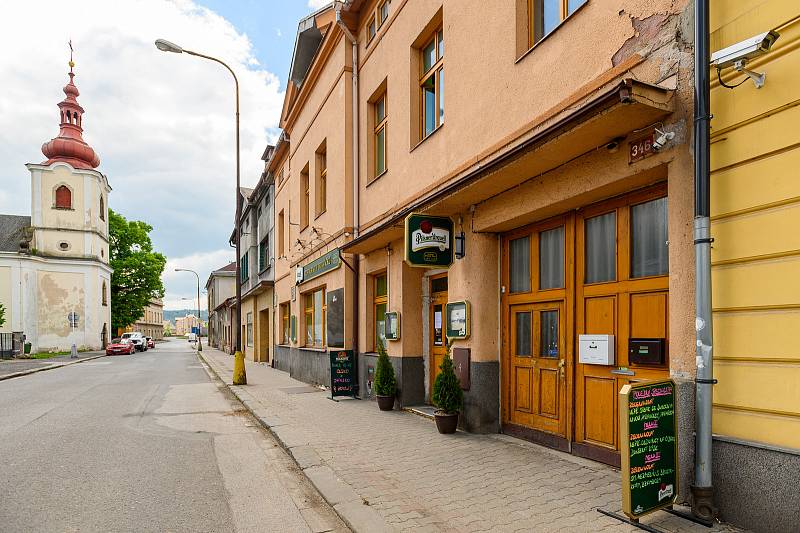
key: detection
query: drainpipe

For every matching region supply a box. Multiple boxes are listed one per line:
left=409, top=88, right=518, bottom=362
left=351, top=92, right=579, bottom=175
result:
left=336, top=3, right=362, bottom=378
left=692, top=0, right=716, bottom=521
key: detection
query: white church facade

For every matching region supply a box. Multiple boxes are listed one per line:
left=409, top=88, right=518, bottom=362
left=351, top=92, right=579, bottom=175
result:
left=0, top=62, right=112, bottom=353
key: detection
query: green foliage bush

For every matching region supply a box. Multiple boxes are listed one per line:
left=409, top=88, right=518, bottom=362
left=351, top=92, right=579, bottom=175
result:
left=373, top=338, right=397, bottom=396
left=432, top=340, right=463, bottom=414
left=0, top=302, right=5, bottom=328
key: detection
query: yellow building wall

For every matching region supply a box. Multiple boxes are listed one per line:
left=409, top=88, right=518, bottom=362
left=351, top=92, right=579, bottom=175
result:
left=710, top=1, right=800, bottom=450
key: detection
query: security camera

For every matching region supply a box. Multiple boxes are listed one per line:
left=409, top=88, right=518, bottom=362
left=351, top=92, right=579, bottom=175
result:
left=652, top=128, right=675, bottom=151
left=711, top=31, right=779, bottom=69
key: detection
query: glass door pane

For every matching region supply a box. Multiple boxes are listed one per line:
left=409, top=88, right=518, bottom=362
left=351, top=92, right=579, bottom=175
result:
left=539, top=310, right=559, bottom=358
left=631, top=197, right=669, bottom=278
left=585, top=212, right=616, bottom=283
left=539, top=226, right=564, bottom=289
left=515, top=311, right=532, bottom=356
left=510, top=236, right=531, bottom=293
left=433, top=305, right=443, bottom=346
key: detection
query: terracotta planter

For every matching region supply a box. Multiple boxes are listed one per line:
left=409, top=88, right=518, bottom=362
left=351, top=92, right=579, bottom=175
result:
left=434, top=411, right=459, bottom=434
left=376, top=395, right=395, bottom=411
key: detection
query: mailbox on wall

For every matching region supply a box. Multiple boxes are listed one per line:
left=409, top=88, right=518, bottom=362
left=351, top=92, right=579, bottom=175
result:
left=629, top=338, right=666, bottom=366
left=578, top=334, right=615, bottom=365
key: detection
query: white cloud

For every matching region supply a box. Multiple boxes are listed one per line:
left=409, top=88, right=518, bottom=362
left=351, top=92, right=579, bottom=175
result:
left=164, top=248, right=236, bottom=309
left=307, top=0, right=331, bottom=10
left=0, top=1, right=282, bottom=311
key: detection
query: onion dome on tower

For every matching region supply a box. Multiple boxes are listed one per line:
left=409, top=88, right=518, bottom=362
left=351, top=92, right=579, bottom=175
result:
left=41, top=56, right=100, bottom=169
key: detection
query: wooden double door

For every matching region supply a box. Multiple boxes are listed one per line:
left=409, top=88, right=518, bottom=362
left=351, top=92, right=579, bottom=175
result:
left=502, top=186, right=670, bottom=464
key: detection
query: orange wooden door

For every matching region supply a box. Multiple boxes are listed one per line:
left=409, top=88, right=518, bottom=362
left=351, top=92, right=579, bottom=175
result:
left=508, top=302, right=567, bottom=435
left=574, top=186, right=670, bottom=465
left=429, top=275, right=448, bottom=395
left=503, top=216, right=573, bottom=440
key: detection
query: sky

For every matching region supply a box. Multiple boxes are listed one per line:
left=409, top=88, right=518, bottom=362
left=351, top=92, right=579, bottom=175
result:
left=0, top=0, right=327, bottom=311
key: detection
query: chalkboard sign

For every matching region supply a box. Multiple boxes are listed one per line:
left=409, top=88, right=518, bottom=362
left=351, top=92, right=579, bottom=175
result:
left=619, top=379, right=678, bottom=519
left=329, top=349, right=357, bottom=399
left=326, top=288, right=344, bottom=348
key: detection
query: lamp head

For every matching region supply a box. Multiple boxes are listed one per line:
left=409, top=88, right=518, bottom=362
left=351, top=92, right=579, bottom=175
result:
left=155, top=39, right=183, bottom=54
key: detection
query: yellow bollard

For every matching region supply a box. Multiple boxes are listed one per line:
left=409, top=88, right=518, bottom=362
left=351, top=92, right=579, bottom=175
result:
left=233, top=350, right=247, bottom=385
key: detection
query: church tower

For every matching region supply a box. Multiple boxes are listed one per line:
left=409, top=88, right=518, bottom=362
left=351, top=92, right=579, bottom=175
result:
left=27, top=57, right=111, bottom=263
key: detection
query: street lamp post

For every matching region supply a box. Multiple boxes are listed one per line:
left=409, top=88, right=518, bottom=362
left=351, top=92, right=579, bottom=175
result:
left=155, top=38, right=242, bottom=362
left=175, top=268, right=202, bottom=351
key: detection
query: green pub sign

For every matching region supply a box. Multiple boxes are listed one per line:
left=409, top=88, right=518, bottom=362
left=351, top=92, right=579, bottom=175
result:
left=404, top=213, right=454, bottom=268
left=619, top=379, right=678, bottom=519
left=302, top=248, right=341, bottom=283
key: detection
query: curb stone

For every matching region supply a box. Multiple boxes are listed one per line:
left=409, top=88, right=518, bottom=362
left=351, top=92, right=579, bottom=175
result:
left=0, top=353, right=108, bottom=382
left=197, top=350, right=393, bottom=533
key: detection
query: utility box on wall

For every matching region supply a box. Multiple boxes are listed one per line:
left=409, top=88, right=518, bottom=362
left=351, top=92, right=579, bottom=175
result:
left=629, top=338, right=666, bottom=366
left=452, top=347, right=470, bottom=390
left=578, top=334, right=615, bottom=365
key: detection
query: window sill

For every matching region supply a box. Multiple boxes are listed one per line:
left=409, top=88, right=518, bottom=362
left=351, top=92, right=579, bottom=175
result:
left=516, top=1, right=589, bottom=64
left=53, top=206, right=74, bottom=211
left=300, top=346, right=327, bottom=353
left=366, top=169, right=388, bottom=187
left=410, top=123, right=444, bottom=153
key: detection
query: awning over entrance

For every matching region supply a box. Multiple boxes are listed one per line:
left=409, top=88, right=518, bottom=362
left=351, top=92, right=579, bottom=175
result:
left=342, top=78, right=674, bottom=255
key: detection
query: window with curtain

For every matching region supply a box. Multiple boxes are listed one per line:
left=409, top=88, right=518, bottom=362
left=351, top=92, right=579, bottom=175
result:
left=374, top=273, right=387, bottom=350
left=246, top=312, right=253, bottom=346
left=316, top=143, right=327, bottom=216
left=420, top=29, right=444, bottom=139
left=281, top=303, right=290, bottom=344
left=584, top=211, right=616, bottom=284
left=539, top=226, right=565, bottom=290
left=510, top=236, right=531, bottom=293
left=301, top=166, right=310, bottom=228
left=304, top=288, right=325, bottom=348
left=631, top=197, right=669, bottom=278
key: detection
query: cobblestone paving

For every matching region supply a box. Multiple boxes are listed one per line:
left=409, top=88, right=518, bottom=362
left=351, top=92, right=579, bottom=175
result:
left=203, top=348, right=745, bottom=533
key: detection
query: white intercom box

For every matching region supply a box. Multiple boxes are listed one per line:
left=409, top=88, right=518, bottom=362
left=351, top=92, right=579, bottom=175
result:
left=578, top=334, right=615, bottom=365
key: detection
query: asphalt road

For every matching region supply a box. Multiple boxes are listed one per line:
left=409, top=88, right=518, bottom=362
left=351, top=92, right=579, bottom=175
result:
left=0, top=338, right=348, bottom=533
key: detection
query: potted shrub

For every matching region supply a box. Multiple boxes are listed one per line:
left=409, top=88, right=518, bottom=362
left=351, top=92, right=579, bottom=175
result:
left=374, top=337, right=397, bottom=411
left=432, top=340, right=463, bottom=434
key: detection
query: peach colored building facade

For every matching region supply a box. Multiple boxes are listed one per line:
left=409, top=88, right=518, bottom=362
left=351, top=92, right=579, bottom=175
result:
left=274, top=0, right=695, bottom=485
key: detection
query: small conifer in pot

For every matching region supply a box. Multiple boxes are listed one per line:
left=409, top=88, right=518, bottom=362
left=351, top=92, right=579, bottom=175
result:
left=432, top=339, right=463, bottom=433
left=374, top=337, right=397, bottom=411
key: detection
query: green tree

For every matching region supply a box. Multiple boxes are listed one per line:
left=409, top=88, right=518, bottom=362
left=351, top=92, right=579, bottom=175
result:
left=0, top=302, right=6, bottom=328
left=373, top=337, right=396, bottom=396
left=432, top=340, right=464, bottom=414
left=109, top=209, right=166, bottom=333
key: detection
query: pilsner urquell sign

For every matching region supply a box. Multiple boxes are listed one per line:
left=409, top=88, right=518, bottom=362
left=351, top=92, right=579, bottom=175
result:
left=619, top=379, right=678, bottom=519
left=404, top=213, right=453, bottom=268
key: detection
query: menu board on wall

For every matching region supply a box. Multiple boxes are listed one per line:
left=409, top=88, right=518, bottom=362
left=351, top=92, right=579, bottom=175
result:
left=329, top=349, right=356, bottom=399
left=619, top=379, right=678, bottom=519
left=326, top=288, right=344, bottom=348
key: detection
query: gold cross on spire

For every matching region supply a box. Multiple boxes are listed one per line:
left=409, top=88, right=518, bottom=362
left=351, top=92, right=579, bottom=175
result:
left=68, top=39, right=75, bottom=72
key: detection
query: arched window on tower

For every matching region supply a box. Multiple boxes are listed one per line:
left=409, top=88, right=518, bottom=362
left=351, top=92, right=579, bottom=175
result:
left=102, top=281, right=108, bottom=306
left=55, top=185, right=72, bottom=209
left=100, top=195, right=105, bottom=221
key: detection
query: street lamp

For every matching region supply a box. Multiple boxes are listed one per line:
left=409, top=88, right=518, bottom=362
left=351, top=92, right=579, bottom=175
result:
left=175, top=268, right=202, bottom=351
left=156, top=38, right=243, bottom=364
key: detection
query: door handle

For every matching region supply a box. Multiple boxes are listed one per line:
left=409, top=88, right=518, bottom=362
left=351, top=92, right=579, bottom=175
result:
left=558, top=359, right=565, bottom=378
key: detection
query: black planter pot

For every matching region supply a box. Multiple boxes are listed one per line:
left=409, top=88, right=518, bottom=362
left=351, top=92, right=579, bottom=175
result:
left=376, top=395, right=395, bottom=411
left=434, top=411, right=459, bottom=434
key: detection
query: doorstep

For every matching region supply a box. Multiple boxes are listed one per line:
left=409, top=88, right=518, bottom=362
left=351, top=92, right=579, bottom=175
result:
left=402, top=404, right=436, bottom=420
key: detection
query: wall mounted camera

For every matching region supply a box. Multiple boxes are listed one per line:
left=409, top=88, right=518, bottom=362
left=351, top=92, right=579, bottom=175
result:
left=652, top=128, right=675, bottom=151
left=711, top=30, right=780, bottom=89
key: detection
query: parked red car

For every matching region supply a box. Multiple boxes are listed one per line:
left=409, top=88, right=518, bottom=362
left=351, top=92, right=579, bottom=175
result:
left=106, top=338, right=135, bottom=356
left=146, top=337, right=155, bottom=349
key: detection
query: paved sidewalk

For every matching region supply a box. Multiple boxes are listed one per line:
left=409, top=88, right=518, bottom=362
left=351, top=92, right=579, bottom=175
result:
left=0, top=352, right=106, bottom=379
left=200, top=347, right=744, bottom=533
